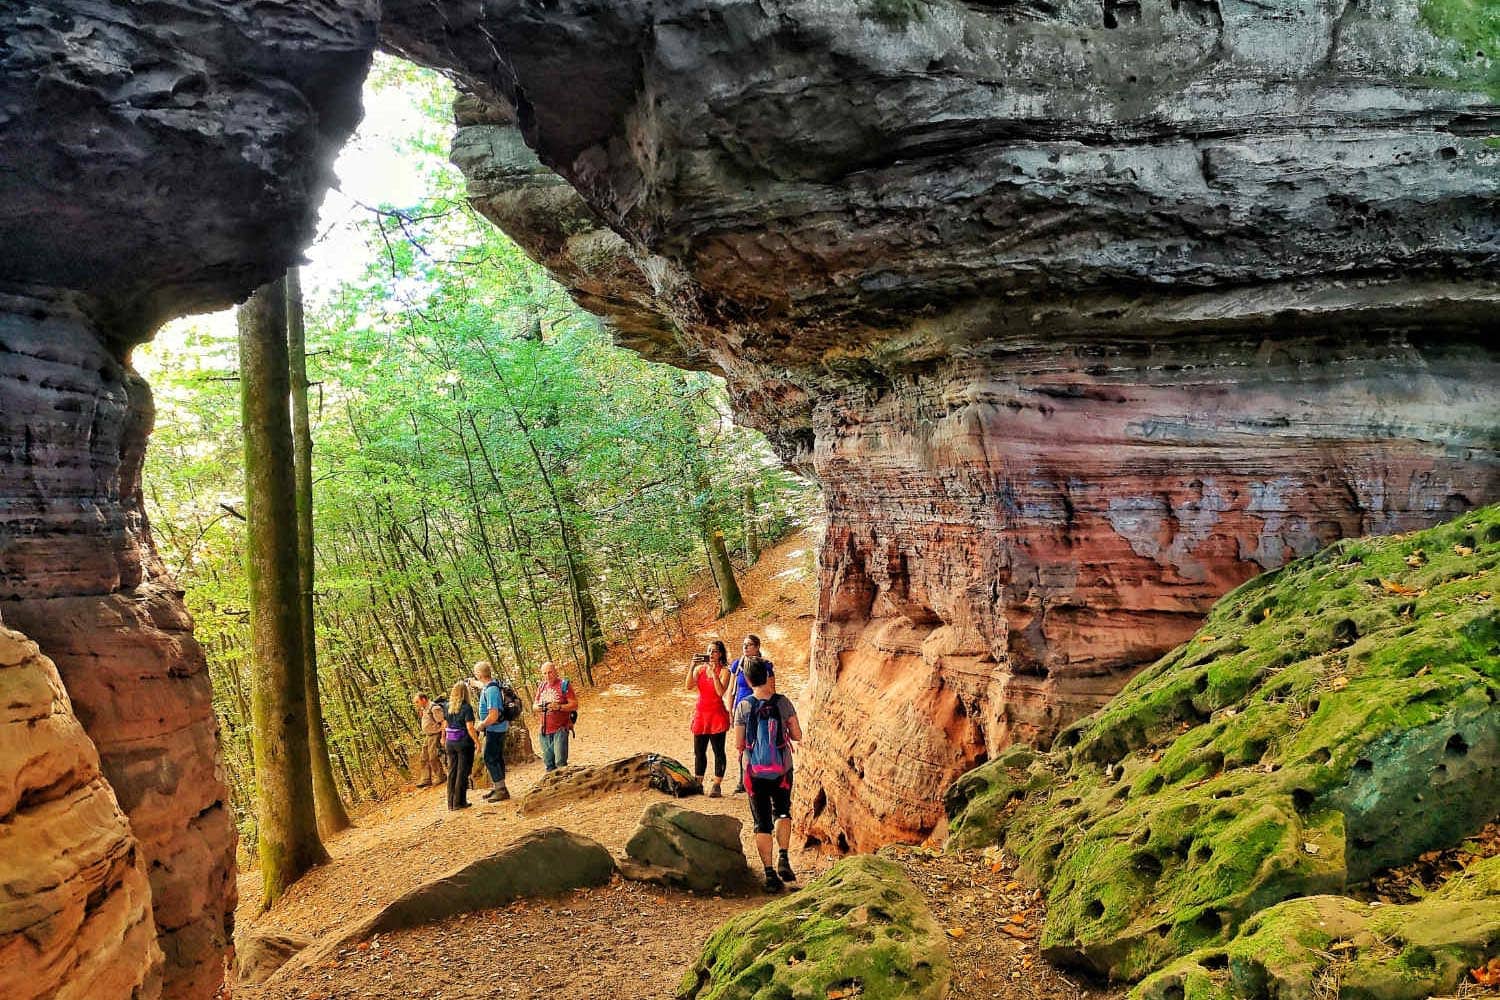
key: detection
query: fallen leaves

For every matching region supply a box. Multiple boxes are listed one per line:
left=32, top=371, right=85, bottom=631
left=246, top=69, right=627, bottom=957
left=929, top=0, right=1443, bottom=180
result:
left=948, top=926, right=967, bottom=939
left=1473, top=956, right=1500, bottom=987
left=826, top=985, right=863, bottom=999
left=1379, top=579, right=1423, bottom=596
left=1405, top=549, right=1426, bottom=567
left=1454, top=544, right=1475, bottom=557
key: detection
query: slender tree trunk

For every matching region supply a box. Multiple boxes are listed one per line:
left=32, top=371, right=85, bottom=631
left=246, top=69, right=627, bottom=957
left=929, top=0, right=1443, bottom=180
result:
left=240, top=276, right=328, bottom=909
left=743, top=485, right=760, bottom=566
left=288, top=267, right=352, bottom=839
left=705, top=527, right=745, bottom=617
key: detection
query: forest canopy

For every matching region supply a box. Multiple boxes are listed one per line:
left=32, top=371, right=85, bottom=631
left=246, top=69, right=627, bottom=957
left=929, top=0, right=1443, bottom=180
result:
left=138, top=61, right=816, bottom=846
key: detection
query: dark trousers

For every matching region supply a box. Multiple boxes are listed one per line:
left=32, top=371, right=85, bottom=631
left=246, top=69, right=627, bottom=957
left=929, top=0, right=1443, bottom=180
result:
left=482, top=730, right=507, bottom=786
left=693, top=731, right=727, bottom=779
left=447, top=741, right=475, bottom=808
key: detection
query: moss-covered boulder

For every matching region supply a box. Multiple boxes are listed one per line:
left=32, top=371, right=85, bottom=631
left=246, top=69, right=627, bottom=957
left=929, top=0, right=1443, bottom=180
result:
left=677, top=855, right=951, bottom=1000
left=1133, top=855, right=1500, bottom=1000
left=947, top=504, right=1500, bottom=983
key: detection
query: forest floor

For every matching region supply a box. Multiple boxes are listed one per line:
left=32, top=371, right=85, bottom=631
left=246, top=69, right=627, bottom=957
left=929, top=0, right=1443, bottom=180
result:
left=233, top=526, right=1118, bottom=1000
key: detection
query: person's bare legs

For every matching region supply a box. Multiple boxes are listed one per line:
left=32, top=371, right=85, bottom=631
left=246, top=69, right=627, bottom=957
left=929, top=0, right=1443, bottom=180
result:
left=755, top=832, right=774, bottom=868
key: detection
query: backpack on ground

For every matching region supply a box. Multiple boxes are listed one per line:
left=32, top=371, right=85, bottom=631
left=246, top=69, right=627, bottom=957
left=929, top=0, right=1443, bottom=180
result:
left=646, top=753, right=702, bottom=797
left=743, top=695, right=792, bottom=784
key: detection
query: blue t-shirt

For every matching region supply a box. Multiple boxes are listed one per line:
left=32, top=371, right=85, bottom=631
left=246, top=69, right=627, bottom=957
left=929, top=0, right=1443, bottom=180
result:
left=477, top=681, right=509, bottom=734
left=730, top=657, right=775, bottom=707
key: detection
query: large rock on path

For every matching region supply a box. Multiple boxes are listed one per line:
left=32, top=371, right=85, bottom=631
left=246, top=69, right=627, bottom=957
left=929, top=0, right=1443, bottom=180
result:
left=267, top=827, right=614, bottom=986
left=519, top=753, right=693, bottom=815
left=678, top=855, right=951, bottom=1000
left=621, top=803, right=752, bottom=894
left=947, top=505, right=1500, bottom=983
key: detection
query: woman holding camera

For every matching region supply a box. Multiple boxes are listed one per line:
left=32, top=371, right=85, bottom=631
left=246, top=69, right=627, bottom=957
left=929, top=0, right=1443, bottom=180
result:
left=685, top=640, right=732, bottom=797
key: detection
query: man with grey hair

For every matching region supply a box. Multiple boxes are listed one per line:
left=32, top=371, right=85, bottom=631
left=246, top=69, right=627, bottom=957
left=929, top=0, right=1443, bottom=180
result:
left=472, top=660, right=511, bottom=801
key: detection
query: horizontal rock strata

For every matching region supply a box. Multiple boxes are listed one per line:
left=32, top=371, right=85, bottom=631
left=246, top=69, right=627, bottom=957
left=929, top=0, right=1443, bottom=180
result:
left=0, top=293, right=240, bottom=1000
left=0, top=623, right=161, bottom=1000
left=402, top=0, right=1500, bottom=849
left=1, top=15, right=1497, bottom=1000
left=1, top=2, right=378, bottom=994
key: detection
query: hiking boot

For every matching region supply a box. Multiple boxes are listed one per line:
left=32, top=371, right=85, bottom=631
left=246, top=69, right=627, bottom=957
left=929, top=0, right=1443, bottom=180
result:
left=492, top=786, right=511, bottom=802
left=708, top=780, right=722, bottom=799
left=762, top=868, right=785, bottom=894
left=777, top=853, right=797, bottom=883
left=731, top=783, right=745, bottom=795
left=482, top=787, right=501, bottom=801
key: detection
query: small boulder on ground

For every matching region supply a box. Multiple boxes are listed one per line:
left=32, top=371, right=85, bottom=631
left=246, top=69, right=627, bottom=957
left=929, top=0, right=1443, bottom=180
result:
left=619, top=802, right=751, bottom=893
left=677, top=854, right=951, bottom=1000
left=519, top=752, right=694, bottom=815
left=233, top=931, right=308, bottom=985
left=266, top=827, right=614, bottom=985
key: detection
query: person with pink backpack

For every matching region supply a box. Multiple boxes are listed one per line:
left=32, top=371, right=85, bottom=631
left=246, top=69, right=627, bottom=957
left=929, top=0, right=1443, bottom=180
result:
left=733, top=656, right=802, bottom=893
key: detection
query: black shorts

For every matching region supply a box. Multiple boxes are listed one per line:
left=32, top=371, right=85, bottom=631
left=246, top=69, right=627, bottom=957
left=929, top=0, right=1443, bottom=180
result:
left=747, top=772, right=792, bottom=834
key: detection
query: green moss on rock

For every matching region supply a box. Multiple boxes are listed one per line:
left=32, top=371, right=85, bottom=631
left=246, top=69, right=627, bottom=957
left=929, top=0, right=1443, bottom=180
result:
left=677, top=855, right=951, bottom=1000
left=1133, top=858, right=1500, bottom=1000
left=943, top=746, right=1043, bottom=851
left=1419, top=0, right=1500, bottom=101
left=947, top=504, right=1500, bottom=983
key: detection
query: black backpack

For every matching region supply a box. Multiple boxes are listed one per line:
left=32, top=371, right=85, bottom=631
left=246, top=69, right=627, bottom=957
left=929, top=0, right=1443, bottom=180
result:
left=500, top=682, right=524, bottom=723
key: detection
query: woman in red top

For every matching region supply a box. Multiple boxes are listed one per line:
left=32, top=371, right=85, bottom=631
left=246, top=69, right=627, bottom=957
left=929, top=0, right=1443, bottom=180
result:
left=685, top=640, right=732, bottom=797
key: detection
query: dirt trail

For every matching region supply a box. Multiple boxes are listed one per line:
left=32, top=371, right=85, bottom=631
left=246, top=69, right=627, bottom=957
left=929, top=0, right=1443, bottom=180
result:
left=235, top=527, right=1119, bottom=999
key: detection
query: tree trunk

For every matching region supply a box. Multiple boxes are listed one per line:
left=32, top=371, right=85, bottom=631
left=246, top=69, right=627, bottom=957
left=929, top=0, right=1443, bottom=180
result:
left=743, top=485, right=760, bottom=566
left=705, top=527, right=744, bottom=617
left=288, top=267, right=352, bottom=839
left=240, top=276, right=328, bottom=909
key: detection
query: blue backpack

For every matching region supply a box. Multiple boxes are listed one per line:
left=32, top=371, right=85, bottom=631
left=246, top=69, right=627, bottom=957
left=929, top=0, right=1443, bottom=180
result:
left=743, top=695, right=792, bottom=785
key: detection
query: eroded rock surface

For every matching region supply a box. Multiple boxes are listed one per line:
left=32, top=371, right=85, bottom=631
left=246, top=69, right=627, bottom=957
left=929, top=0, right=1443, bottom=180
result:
left=1134, top=856, right=1500, bottom=1000
left=947, top=506, right=1500, bottom=983
left=405, top=0, right=1500, bottom=849
left=0, top=295, right=240, bottom=1000
left=621, top=802, right=752, bottom=893
left=0, top=623, right=161, bottom=1000
left=1, top=3, right=378, bottom=994
left=678, top=854, right=951, bottom=1000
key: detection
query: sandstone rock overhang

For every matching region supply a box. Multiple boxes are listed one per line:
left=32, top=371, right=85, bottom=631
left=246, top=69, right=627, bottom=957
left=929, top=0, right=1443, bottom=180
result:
left=1, top=2, right=1497, bottom=996
left=386, top=0, right=1500, bottom=850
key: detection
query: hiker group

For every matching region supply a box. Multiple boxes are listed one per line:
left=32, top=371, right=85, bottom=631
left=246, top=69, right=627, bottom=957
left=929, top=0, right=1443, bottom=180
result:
left=409, top=632, right=802, bottom=895
left=410, top=658, right=578, bottom=811
left=686, top=633, right=801, bottom=894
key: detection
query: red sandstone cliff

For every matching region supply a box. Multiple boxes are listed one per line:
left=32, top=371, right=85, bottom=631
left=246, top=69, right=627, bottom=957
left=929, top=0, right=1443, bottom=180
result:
left=2, top=0, right=1498, bottom=990
left=0, top=621, right=161, bottom=1000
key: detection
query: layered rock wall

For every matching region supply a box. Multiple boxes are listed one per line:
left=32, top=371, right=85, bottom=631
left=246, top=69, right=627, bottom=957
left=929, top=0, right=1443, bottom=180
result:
left=1, top=3, right=378, bottom=996
left=409, top=0, right=1500, bottom=848
left=0, top=6, right=1496, bottom=995
left=0, top=622, right=161, bottom=1000
left=799, top=332, right=1499, bottom=848
left=0, top=293, right=238, bottom=999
